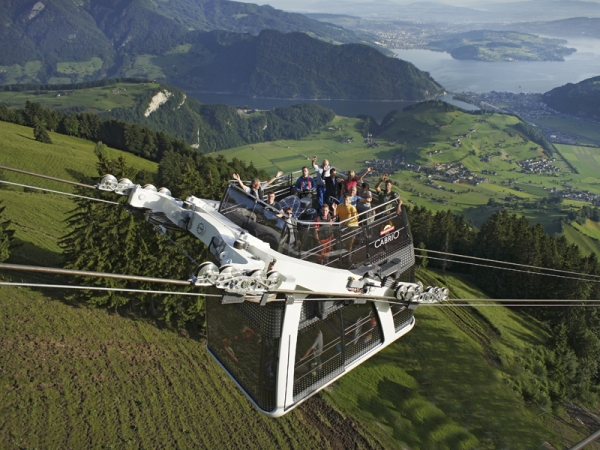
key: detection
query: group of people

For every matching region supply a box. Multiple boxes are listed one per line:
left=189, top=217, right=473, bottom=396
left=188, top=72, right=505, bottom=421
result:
left=231, top=159, right=402, bottom=264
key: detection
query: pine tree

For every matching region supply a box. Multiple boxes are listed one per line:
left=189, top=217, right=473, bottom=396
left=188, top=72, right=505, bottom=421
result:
left=33, top=116, right=52, bottom=144
left=0, top=202, right=15, bottom=262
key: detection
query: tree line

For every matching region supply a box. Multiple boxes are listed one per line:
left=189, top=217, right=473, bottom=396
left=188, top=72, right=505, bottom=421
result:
left=0, top=100, right=335, bottom=159
left=408, top=206, right=600, bottom=406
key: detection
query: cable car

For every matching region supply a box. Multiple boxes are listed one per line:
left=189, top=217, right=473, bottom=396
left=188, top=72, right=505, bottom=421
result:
left=98, top=171, right=448, bottom=417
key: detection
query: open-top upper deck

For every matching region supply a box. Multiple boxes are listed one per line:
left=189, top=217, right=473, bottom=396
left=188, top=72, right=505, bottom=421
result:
left=218, top=171, right=414, bottom=278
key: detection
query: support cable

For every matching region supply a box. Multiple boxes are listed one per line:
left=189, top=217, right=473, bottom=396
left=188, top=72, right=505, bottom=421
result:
left=3, top=281, right=600, bottom=308
left=0, top=165, right=97, bottom=189
left=0, top=281, right=218, bottom=297
left=0, top=180, right=119, bottom=205
left=417, top=254, right=600, bottom=284
left=4, top=164, right=600, bottom=293
left=420, top=248, right=600, bottom=280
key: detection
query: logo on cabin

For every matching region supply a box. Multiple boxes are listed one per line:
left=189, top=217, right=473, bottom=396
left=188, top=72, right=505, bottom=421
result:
left=379, top=225, right=396, bottom=236
left=196, top=221, right=206, bottom=235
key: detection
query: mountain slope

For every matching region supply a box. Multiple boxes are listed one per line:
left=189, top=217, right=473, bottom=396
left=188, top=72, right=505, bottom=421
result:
left=170, top=30, right=444, bottom=100
left=0, top=0, right=381, bottom=68
left=543, top=76, right=600, bottom=119
left=0, top=0, right=439, bottom=100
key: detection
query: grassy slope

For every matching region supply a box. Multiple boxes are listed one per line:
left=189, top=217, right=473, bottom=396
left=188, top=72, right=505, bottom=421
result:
left=325, top=270, right=579, bottom=449
left=0, top=286, right=351, bottom=449
left=0, top=117, right=598, bottom=448
left=0, top=82, right=161, bottom=114
left=0, top=120, right=157, bottom=266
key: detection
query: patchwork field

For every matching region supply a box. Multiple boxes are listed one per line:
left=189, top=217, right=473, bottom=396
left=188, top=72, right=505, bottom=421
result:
left=0, top=61, right=43, bottom=85
left=535, top=116, right=600, bottom=145
left=0, top=82, right=161, bottom=114
left=217, top=108, right=600, bottom=232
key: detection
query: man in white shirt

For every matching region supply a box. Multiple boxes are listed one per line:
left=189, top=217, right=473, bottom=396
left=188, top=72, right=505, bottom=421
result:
left=311, top=156, right=331, bottom=212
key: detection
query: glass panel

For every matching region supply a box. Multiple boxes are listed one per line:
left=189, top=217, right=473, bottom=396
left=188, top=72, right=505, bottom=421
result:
left=207, top=300, right=284, bottom=412
left=342, top=303, right=383, bottom=364
left=391, top=304, right=415, bottom=333
left=293, top=310, right=344, bottom=399
left=220, top=186, right=286, bottom=251
left=293, top=302, right=383, bottom=402
left=219, top=184, right=415, bottom=271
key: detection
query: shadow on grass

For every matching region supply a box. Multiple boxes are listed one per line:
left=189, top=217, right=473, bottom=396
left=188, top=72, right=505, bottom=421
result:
left=1, top=241, right=206, bottom=341
left=359, top=312, right=552, bottom=448
left=65, top=168, right=96, bottom=185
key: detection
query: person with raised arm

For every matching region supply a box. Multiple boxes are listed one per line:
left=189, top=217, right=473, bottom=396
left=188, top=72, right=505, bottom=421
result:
left=375, top=174, right=402, bottom=214
left=341, top=167, right=373, bottom=196
left=232, top=170, right=283, bottom=200
left=311, top=156, right=331, bottom=211
left=324, top=167, right=341, bottom=207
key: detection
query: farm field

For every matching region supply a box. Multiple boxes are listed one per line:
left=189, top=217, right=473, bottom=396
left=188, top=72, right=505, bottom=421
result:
left=0, top=117, right=598, bottom=448
left=535, top=116, right=600, bottom=145
left=564, top=223, right=600, bottom=256
left=218, top=105, right=600, bottom=233
left=0, top=82, right=161, bottom=114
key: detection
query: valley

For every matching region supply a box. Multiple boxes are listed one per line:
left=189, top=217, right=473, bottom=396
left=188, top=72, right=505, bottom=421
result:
left=2, top=0, right=600, bottom=447
left=0, top=121, right=588, bottom=447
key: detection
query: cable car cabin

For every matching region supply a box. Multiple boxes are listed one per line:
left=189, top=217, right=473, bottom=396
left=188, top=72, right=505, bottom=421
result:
left=104, top=170, right=448, bottom=417
left=206, top=177, right=419, bottom=416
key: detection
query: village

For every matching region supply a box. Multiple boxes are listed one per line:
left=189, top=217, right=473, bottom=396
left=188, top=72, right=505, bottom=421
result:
left=516, top=157, right=561, bottom=174
left=550, top=187, right=600, bottom=205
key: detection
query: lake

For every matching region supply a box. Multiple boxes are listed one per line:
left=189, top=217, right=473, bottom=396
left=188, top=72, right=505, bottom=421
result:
left=393, top=37, right=600, bottom=94
left=188, top=37, right=600, bottom=121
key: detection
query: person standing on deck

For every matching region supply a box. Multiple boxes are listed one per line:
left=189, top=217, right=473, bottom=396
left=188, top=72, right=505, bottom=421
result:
left=311, top=156, right=331, bottom=212
left=232, top=171, right=283, bottom=200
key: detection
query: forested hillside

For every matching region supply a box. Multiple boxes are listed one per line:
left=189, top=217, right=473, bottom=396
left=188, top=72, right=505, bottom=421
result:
left=0, top=92, right=335, bottom=154
left=171, top=30, right=442, bottom=99
left=0, top=0, right=410, bottom=90
left=0, top=1, right=441, bottom=100
left=543, top=76, right=600, bottom=120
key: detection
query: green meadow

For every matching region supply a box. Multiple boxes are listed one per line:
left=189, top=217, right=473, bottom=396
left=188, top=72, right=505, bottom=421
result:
left=535, top=116, right=600, bottom=145
left=0, top=61, right=43, bottom=85
left=56, top=57, right=104, bottom=80
left=0, top=120, right=157, bottom=266
left=0, top=117, right=597, bottom=448
left=0, top=82, right=162, bottom=114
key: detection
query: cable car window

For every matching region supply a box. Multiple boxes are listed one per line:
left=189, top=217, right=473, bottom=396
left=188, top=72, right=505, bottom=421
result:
left=293, top=302, right=383, bottom=401
left=207, top=299, right=285, bottom=412
left=342, top=303, right=383, bottom=364
left=294, top=311, right=344, bottom=400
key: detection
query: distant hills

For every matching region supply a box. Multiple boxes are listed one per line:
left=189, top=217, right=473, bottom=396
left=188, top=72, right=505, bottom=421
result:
left=427, top=30, right=575, bottom=62
left=495, top=17, right=600, bottom=40
left=288, top=0, right=600, bottom=24
left=543, top=76, right=600, bottom=120
left=0, top=0, right=443, bottom=100
left=0, top=79, right=338, bottom=151
left=168, top=30, right=443, bottom=100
